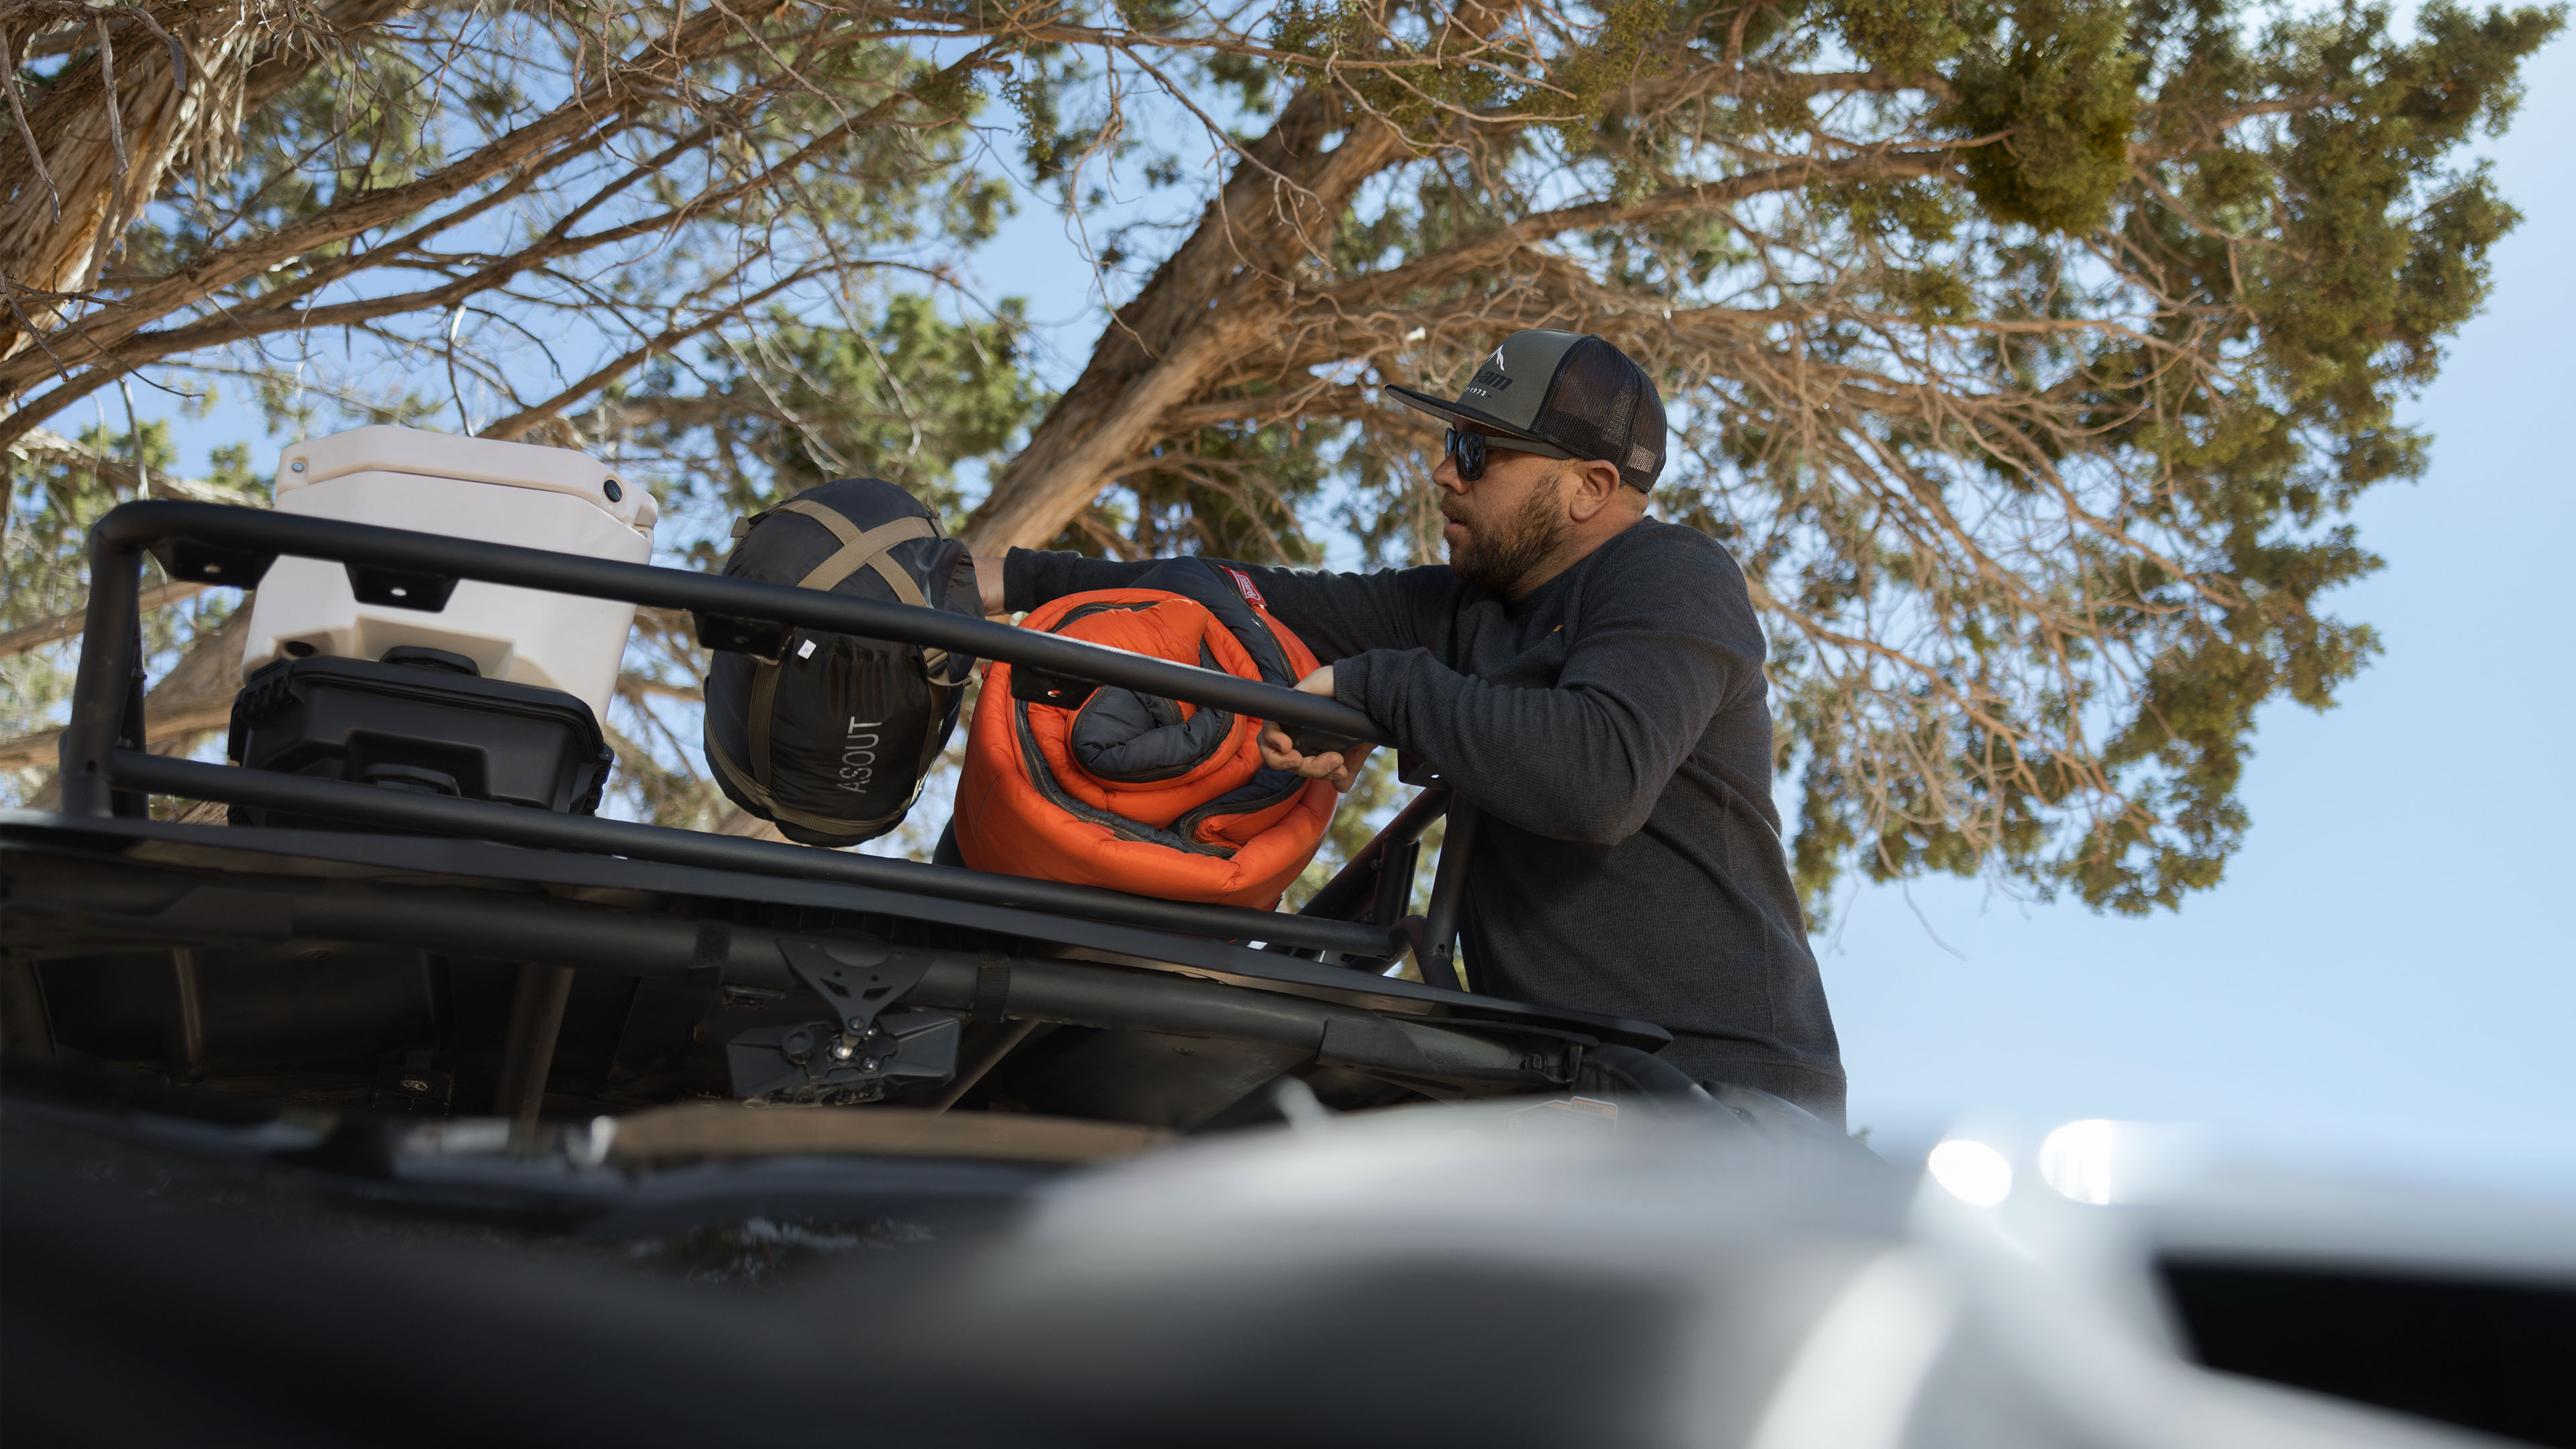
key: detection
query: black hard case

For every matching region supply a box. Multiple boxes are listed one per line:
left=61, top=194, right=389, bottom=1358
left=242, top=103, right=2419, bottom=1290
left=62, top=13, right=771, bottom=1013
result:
left=226, top=648, right=611, bottom=828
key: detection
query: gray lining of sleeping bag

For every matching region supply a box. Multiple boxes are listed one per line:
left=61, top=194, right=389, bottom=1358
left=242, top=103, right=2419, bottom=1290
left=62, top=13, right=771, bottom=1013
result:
left=1072, top=664, right=1234, bottom=783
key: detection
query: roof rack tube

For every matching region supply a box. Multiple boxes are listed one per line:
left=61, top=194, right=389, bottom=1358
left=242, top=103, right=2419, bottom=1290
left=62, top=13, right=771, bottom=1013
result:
left=58, top=518, right=147, bottom=817
left=106, top=751, right=1405, bottom=961
left=1298, top=783, right=1451, bottom=928
left=1411, top=800, right=1482, bottom=992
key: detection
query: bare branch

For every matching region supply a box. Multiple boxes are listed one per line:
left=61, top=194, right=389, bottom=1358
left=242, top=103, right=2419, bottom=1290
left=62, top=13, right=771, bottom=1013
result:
left=0, top=578, right=206, bottom=661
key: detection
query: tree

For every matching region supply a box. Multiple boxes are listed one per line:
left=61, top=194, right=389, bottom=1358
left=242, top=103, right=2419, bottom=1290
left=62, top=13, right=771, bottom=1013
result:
left=1, top=423, right=260, bottom=797
left=953, top=0, right=2564, bottom=915
left=1, top=0, right=1034, bottom=806
left=3, top=0, right=2559, bottom=914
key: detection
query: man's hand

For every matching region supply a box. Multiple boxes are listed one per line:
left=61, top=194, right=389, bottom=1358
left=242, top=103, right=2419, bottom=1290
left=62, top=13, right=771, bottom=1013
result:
left=973, top=555, right=1008, bottom=617
left=1257, top=665, right=1375, bottom=792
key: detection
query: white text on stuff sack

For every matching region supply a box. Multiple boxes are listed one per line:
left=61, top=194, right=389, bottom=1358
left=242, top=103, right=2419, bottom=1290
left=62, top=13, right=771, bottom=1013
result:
left=838, top=718, right=883, bottom=792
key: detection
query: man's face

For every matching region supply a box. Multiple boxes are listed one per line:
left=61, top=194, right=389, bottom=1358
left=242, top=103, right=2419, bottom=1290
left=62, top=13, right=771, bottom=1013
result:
left=1434, top=443, right=1569, bottom=595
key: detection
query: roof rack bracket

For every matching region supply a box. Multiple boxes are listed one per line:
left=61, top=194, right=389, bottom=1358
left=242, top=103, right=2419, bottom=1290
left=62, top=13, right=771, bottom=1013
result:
left=150, top=536, right=274, bottom=589
left=724, top=941, right=961, bottom=1103
left=692, top=610, right=791, bottom=657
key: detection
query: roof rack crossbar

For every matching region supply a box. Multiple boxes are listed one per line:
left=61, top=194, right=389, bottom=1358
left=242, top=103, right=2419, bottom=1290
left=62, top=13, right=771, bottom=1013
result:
left=105, top=751, right=1405, bottom=960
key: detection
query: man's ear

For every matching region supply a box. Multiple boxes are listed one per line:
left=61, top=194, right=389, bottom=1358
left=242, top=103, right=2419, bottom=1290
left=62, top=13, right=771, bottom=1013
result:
left=1564, top=459, right=1627, bottom=521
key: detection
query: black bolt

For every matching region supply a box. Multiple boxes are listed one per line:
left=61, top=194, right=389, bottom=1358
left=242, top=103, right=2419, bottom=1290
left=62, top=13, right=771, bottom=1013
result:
left=780, top=1026, right=817, bottom=1064
left=602, top=478, right=623, bottom=502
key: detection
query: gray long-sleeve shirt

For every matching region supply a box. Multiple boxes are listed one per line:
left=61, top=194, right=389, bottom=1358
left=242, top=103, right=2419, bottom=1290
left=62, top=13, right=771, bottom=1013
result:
left=1004, top=519, right=1845, bottom=1119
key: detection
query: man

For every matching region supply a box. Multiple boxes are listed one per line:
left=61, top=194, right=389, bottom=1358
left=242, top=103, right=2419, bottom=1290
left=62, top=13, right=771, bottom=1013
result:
left=977, top=331, right=1844, bottom=1120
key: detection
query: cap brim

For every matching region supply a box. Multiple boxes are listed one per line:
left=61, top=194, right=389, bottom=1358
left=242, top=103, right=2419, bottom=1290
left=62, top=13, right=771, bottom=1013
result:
left=1382, top=384, right=1555, bottom=447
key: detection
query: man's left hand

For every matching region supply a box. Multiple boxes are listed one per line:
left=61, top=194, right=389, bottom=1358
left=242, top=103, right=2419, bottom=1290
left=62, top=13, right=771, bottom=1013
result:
left=1257, top=667, right=1374, bottom=792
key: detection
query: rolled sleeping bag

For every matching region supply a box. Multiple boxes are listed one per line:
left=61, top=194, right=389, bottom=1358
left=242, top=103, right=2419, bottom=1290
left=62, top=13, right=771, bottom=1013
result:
left=953, top=559, right=1339, bottom=910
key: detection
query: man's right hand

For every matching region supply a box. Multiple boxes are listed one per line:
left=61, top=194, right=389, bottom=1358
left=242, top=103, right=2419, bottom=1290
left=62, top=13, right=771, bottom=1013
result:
left=1256, top=666, right=1374, bottom=792
left=973, top=555, right=1008, bottom=617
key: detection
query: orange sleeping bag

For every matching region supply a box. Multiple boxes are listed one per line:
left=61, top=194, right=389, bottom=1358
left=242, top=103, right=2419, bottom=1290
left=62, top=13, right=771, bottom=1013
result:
left=953, top=559, right=1338, bottom=910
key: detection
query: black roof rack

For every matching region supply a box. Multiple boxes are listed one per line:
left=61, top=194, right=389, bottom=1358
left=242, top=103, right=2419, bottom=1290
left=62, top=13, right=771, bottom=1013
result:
left=20, top=499, right=1680, bottom=1127
left=56, top=500, right=1410, bottom=957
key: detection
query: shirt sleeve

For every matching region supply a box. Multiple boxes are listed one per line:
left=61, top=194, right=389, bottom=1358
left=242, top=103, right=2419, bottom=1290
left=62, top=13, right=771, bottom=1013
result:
left=1004, top=549, right=1436, bottom=660
left=1332, top=533, right=1762, bottom=846
left=1002, top=549, right=1159, bottom=611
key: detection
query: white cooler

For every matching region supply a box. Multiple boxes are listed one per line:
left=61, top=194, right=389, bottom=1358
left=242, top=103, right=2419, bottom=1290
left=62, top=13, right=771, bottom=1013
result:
left=241, top=427, right=657, bottom=719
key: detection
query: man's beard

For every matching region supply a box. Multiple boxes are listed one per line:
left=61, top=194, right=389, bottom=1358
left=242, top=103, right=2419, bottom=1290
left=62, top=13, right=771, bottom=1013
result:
left=1446, top=482, right=1570, bottom=595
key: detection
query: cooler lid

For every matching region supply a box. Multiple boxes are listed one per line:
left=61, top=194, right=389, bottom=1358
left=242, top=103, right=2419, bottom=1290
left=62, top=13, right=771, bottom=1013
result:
left=275, top=425, right=657, bottom=538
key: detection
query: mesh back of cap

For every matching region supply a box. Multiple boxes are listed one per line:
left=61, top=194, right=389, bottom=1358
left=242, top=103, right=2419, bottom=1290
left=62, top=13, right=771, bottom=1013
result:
left=1538, top=337, right=1666, bottom=489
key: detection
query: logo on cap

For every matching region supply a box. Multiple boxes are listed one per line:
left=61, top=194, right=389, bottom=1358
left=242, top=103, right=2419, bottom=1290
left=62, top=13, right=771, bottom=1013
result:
left=1487, top=346, right=1508, bottom=371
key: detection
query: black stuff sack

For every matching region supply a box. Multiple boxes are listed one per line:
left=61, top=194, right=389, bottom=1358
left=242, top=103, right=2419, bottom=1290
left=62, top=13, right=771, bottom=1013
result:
left=703, top=478, right=978, bottom=846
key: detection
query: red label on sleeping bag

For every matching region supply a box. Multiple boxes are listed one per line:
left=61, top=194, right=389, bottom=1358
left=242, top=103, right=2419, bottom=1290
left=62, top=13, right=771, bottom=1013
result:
left=1222, top=566, right=1265, bottom=608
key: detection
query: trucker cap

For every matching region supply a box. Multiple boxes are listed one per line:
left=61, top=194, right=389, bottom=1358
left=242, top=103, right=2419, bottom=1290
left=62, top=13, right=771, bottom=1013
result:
left=1385, top=330, right=1668, bottom=490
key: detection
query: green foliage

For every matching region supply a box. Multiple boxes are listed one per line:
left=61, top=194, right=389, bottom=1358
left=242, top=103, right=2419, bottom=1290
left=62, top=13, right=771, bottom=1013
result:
left=1829, top=0, right=1973, bottom=74
left=5, top=423, right=175, bottom=631
left=121, top=40, right=443, bottom=283
left=93, top=5, right=1018, bottom=453
left=1123, top=407, right=1343, bottom=564
left=662, top=294, right=1047, bottom=533
left=2, top=425, right=254, bottom=757
left=1767, top=0, right=2555, bottom=916
left=1940, top=0, right=2145, bottom=234
left=1270, top=0, right=1684, bottom=150
left=1539, top=0, right=1695, bottom=148
left=1271, top=0, right=1512, bottom=131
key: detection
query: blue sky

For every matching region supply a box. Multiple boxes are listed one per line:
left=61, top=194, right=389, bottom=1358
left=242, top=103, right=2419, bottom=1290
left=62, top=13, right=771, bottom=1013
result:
left=71, top=28, right=2573, bottom=1195
left=1813, top=36, right=2576, bottom=1194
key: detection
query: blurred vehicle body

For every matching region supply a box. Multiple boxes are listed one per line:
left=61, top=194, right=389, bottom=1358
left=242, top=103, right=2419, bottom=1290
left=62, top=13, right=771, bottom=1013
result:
left=3, top=1083, right=2566, bottom=1447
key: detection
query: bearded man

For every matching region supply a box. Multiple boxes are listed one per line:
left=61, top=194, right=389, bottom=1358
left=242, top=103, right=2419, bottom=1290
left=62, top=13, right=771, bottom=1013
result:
left=975, top=330, right=1845, bottom=1122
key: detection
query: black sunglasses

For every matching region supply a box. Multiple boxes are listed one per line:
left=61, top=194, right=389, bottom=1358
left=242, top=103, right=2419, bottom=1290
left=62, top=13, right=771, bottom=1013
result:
left=1443, top=427, right=1573, bottom=482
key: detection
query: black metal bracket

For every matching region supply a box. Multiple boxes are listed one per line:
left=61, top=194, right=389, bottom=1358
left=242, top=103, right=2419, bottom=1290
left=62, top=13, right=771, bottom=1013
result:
left=724, top=1012, right=961, bottom=1102
left=779, top=938, right=934, bottom=1037
left=1371, top=839, right=1422, bottom=927
left=1009, top=663, right=1099, bottom=710
left=691, top=610, right=792, bottom=657
left=345, top=562, right=458, bottom=611
left=1298, top=784, right=1449, bottom=928
left=1396, top=916, right=1463, bottom=994
left=726, top=940, right=957, bottom=1101
left=150, top=537, right=274, bottom=588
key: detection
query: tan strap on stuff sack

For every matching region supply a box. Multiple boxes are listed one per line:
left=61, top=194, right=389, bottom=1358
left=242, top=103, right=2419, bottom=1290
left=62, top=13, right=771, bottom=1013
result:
left=774, top=498, right=969, bottom=686
left=738, top=498, right=967, bottom=808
